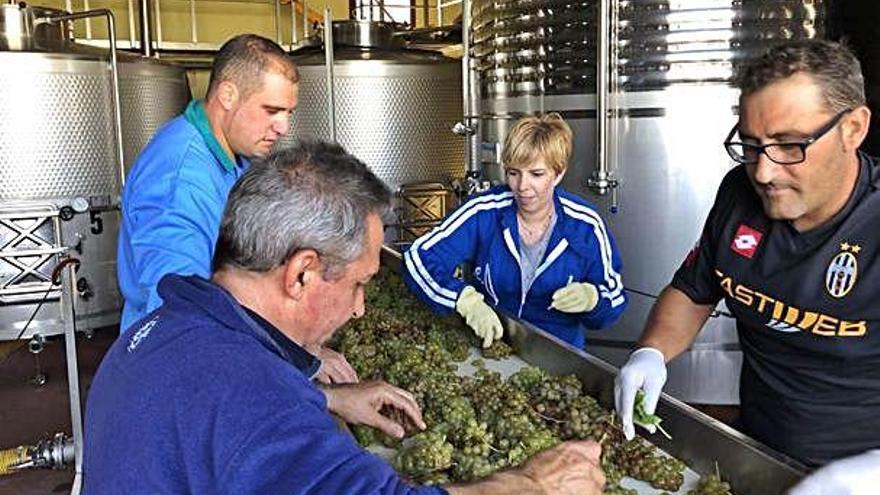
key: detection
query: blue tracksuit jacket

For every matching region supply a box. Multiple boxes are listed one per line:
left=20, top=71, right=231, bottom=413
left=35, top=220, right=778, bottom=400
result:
left=84, top=274, right=445, bottom=495
left=404, top=185, right=626, bottom=348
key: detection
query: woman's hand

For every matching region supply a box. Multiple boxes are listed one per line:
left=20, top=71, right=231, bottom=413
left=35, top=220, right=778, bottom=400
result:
left=550, top=282, right=599, bottom=313
left=456, top=286, right=503, bottom=348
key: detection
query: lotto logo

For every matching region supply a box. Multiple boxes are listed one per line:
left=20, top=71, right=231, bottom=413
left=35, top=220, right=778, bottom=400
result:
left=731, top=224, right=763, bottom=259
left=734, top=235, right=758, bottom=250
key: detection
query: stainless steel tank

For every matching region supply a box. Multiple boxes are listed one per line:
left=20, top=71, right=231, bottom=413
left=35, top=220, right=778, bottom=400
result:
left=471, top=0, right=597, bottom=97
left=0, top=2, right=189, bottom=340
left=118, top=57, right=192, bottom=173
left=474, top=0, right=828, bottom=404
left=279, top=21, right=465, bottom=194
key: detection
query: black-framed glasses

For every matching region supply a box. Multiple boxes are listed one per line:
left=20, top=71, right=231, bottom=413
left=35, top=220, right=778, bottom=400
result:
left=723, top=109, right=851, bottom=165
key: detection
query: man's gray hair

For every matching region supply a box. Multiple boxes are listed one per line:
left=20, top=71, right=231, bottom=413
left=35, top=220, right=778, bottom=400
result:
left=213, top=140, right=391, bottom=279
left=735, top=39, right=865, bottom=113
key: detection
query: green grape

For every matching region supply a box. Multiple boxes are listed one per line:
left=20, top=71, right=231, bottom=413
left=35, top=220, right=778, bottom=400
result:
left=335, top=268, right=696, bottom=489
left=350, top=424, right=377, bottom=447
left=688, top=472, right=733, bottom=495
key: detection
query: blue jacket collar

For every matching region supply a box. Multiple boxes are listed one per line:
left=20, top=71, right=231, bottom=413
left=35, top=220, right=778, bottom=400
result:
left=241, top=306, right=322, bottom=377
left=157, top=274, right=321, bottom=378
left=183, top=100, right=243, bottom=173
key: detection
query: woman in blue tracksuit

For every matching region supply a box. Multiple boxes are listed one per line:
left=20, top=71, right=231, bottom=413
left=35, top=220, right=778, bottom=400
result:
left=404, top=113, right=627, bottom=349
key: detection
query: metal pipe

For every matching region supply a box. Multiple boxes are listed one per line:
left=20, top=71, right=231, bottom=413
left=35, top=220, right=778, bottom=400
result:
left=588, top=0, right=614, bottom=196
left=323, top=7, right=336, bottom=142
left=608, top=0, right=620, bottom=212
left=154, top=0, right=162, bottom=50
left=274, top=0, right=281, bottom=45
left=42, top=9, right=126, bottom=188
left=302, top=0, right=308, bottom=39
left=290, top=0, right=299, bottom=50
left=59, top=259, right=83, bottom=495
left=137, top=0, right=152, bottom=56
left=127, top=0, right=135, bottom=47
left=189, top=0, right=197, bottom=44
left=461, top=0, right=480, bottom=176
left=83, top=0, right=92, bottom=39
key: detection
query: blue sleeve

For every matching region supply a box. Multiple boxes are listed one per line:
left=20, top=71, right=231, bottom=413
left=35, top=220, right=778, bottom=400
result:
left=221, top=405, right=445, bottom=495
left=579, top=224, right=627, bottom=329
left=558, top=197, right=627, bottom=330
left=403, top=191, right=509, bottom=315
left=119, top=153, right=223, bottom=328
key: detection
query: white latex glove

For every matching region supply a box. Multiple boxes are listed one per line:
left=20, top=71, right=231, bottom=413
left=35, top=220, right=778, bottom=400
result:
left=550, top=282, right=599, bottom=313
left=614, top=347, right=667, bottom=441
left=788, top=449, right=880, bottom=495
left=455, top=285, right=503, bottom=348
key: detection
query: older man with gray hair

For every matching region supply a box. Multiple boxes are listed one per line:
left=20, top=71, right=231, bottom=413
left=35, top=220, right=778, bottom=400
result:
left=84, top=141, right=606, bottom=495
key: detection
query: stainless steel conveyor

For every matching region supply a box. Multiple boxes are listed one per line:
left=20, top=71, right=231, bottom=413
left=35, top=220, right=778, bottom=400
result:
left=381, top=246, right=806, bottom=495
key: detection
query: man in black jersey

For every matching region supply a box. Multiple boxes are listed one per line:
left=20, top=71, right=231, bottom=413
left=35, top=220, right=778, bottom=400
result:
left=614, top=39, right=880, bottom=486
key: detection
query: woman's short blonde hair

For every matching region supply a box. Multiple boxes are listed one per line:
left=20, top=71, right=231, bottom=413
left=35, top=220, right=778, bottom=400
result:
left=501, top=113, right=573, bottom=175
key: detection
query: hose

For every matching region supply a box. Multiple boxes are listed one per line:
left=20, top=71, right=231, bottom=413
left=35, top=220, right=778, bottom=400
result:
left=0, top=434, right=74, bottom=475
left=0, top=446, right=29, bottom=476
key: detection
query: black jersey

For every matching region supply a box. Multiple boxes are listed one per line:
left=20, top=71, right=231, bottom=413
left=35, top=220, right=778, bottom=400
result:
left=672, top=153, right=880, bottom=467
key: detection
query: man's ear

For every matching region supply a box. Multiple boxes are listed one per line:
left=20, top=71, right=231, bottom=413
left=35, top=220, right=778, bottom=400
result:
left=216, top=80, right=239, bottom=111
left=282, top=249, right=321, bottom=300
left=842, top=105, right=871, bottom=152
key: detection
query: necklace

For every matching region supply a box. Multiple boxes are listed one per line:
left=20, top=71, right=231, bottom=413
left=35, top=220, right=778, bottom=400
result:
left=518, top=210, right=553, bottom=243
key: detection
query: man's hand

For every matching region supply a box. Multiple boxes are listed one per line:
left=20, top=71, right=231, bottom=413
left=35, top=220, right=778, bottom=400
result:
left=322, top=381, right=426, bottom=439
left=306, top=345, right=359, bottom=384
left=455, top=286, right=503, bottom=348
left=614, top=347, right=667, bottom=441
left=448, top=440, right=606, bottom=495
left=550, top=282, right=599, bottom=313
left=788, top=449, right=880, bottom=495
left=517, top=441, right=606, bottom=495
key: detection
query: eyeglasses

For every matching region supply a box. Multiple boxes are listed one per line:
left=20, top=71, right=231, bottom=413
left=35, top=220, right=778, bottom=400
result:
left=723, top=109, right=851, bottom=165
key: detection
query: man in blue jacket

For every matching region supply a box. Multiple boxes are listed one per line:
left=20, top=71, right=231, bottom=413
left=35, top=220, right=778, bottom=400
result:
left=84, top=141, right=607, bottom=495
left=116, top=34, right=357, bottom=383
left=117, top=34, right=298, bottom=332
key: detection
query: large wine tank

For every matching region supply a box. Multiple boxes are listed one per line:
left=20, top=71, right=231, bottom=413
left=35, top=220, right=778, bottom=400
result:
left=0, top=2, right=190, bottom=340
left=278, top=21, right=465, bottom=241
left=473, top=0, right=827, bottom=404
